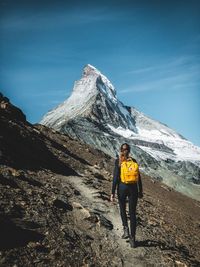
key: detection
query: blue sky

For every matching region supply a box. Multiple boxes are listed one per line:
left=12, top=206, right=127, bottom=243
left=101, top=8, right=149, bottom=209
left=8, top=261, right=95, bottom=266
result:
left=1, top=0, right=200, bottom=146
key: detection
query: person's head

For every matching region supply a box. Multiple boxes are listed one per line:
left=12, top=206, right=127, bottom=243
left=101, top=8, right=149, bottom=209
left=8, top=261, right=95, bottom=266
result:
left=120, top=143, right=130, bottom=159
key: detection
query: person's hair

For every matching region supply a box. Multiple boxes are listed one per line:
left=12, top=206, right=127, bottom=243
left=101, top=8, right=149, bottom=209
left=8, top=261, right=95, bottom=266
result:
left=120, top=143, right=131, bottom=153
left=119, top=143, right=131, bottom=165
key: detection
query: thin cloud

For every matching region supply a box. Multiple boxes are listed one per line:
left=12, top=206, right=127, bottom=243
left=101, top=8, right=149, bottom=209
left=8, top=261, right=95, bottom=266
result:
left=0, top=7, right=123, bottom=32
left=120, top=69, right=199, bottom=93
left=127, top=55, right=199, bottom=75
left=0, top=67, right=71, bottom=83
left=120, top=55, right=200, bottom=93
left=29, top=90, right=68, bottom=97
left=127, top=66, right=155, bottom=74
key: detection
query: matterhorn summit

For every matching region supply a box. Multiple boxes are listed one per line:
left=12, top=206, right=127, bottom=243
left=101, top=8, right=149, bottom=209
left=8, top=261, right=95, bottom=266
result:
left=41, top=64, right=200, bottom=200
left=41, top=64, right=137, bottom=132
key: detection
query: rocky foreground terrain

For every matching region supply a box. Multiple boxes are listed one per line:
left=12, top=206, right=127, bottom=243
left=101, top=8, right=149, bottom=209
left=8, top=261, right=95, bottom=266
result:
left=0, top=92, right=200, bottom=267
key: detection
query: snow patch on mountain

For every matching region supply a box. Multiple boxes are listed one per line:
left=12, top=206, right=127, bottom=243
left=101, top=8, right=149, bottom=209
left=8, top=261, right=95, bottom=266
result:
left=107, top=124, right=137, bottom=138
left=107, top=124, right=200, bottom=163
left=131, top=107, right=184, bottom=139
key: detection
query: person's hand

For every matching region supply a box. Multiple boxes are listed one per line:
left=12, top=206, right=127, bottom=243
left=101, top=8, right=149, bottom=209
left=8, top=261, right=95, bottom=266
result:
left=138, top=191, right=143, bottom=199
left=110, top=194, right=115, bottom=202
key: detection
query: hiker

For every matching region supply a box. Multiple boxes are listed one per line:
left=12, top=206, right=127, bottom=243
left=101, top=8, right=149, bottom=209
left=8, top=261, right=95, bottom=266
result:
left=110, top=143, right=143, bottom=248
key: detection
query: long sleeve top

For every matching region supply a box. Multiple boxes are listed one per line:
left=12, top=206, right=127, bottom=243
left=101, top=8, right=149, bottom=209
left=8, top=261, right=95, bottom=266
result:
left=111, top=157, right=143, bottom=196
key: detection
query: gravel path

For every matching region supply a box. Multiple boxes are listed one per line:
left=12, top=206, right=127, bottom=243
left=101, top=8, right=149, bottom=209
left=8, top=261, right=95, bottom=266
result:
left=60, top=171, right=169, bottom=267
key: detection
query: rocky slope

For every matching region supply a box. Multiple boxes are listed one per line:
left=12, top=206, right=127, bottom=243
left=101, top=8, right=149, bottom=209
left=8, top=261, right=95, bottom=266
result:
left=1, top=93, right=200, bottom=266
left=40, top=64, right=200, bottom=201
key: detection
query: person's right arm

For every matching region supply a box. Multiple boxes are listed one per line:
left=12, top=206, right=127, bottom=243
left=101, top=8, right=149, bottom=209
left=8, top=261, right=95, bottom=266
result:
left=132, top=158, right=143, bottom=198
left=110, top=158, right=120, bottom=201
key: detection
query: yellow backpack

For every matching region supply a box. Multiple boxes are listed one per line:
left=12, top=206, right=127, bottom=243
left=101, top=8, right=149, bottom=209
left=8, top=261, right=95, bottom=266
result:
left=120, top=158, right=139, bottom=184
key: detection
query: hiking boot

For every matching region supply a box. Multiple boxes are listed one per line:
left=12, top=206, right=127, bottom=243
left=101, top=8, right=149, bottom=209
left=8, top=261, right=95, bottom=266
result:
left=129, top=236, right=136, bottom=248
left=121, top=226, right=129, bottom=239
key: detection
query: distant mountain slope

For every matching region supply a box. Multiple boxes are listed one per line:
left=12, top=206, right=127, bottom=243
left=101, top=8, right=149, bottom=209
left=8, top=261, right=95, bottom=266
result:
left=40, top=65, right=200, bottom=200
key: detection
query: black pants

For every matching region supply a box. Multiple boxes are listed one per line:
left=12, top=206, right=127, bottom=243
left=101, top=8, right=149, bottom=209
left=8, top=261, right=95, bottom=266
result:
left=117, top=182, right=138, bottom=237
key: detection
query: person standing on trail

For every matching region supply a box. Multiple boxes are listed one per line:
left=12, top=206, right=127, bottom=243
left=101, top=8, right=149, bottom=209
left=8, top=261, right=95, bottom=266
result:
left=110, top=143, right=143, bottom=248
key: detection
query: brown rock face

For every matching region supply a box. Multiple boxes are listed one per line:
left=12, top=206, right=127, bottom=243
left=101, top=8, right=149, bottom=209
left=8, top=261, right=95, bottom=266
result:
left=0, top=93, right=26, bottom=122
left=0, top=93, right=200, bottom=266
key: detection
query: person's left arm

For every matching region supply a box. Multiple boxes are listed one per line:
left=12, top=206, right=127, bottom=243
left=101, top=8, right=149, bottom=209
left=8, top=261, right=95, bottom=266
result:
left=137, top=172, right=143, bottom=198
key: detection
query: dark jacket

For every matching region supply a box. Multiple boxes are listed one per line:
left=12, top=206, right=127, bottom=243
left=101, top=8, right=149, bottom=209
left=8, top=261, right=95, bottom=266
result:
left=111, top=157, right=143, bottom=196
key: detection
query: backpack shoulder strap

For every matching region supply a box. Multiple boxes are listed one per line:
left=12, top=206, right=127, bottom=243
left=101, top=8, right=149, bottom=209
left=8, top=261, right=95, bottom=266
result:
left=127, top=156, right=137, bottom=163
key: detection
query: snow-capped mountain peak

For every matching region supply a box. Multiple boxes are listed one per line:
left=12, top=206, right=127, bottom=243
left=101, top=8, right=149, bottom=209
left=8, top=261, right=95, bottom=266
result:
left=82, top=64, right=117, bottom=103
left=83, top=64, right=100, bottom=76
left=41, top=64, right=120, bottom=127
